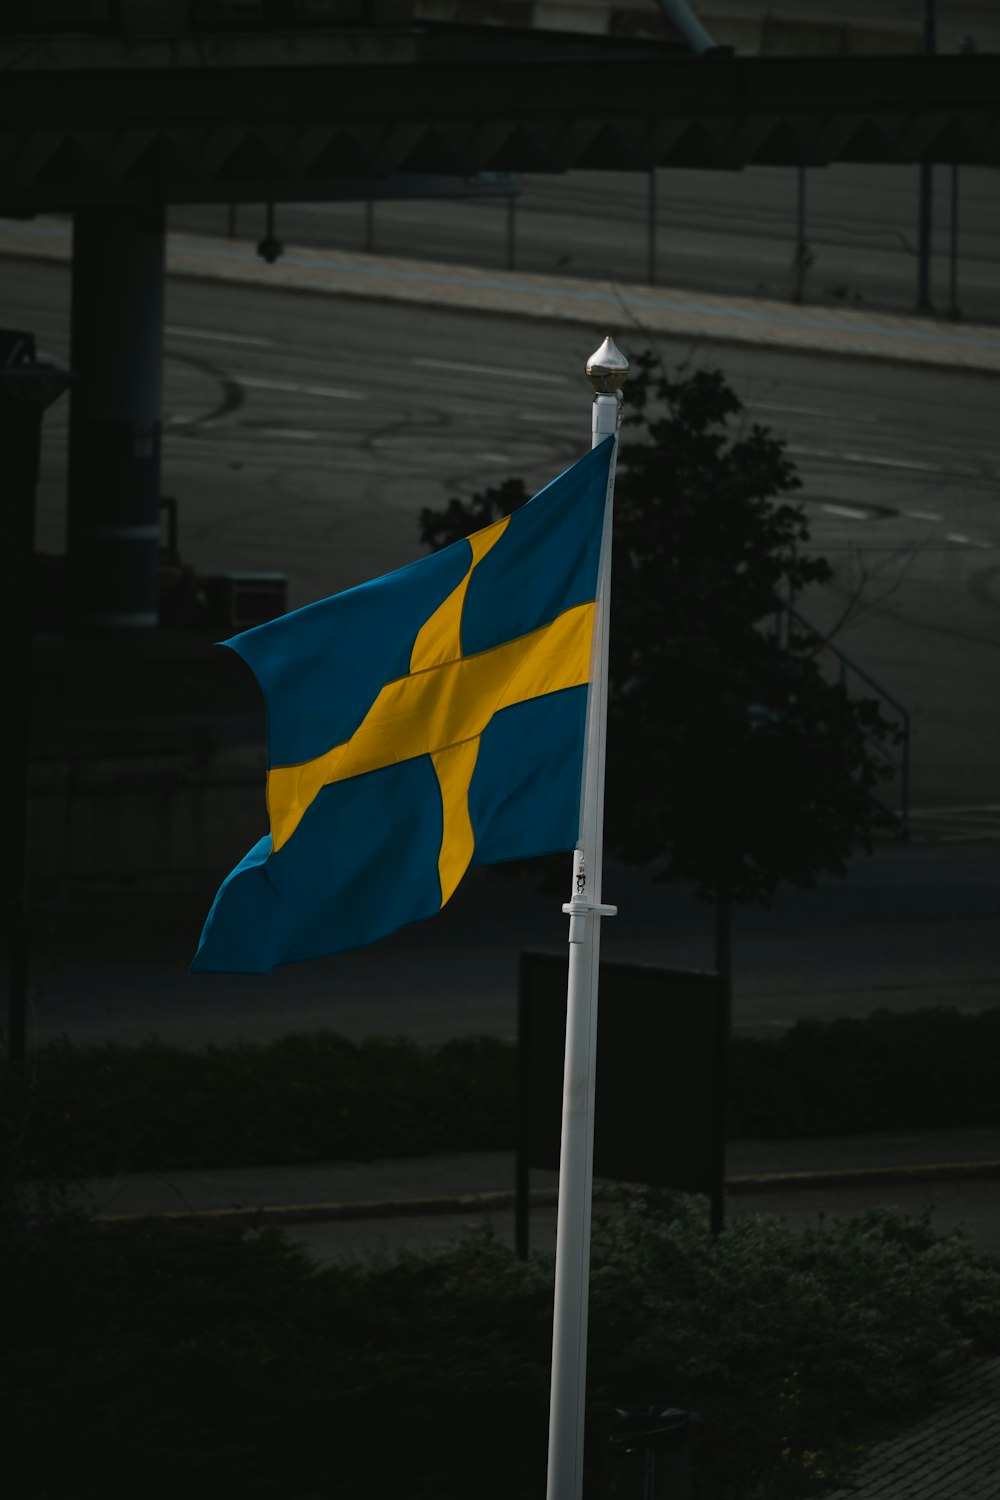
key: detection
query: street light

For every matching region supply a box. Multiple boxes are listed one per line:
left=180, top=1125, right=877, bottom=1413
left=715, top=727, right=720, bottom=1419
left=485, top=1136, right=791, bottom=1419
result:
left=947, top=35, right=978, bottom=320
left=916, top=0, right=936, bottom=310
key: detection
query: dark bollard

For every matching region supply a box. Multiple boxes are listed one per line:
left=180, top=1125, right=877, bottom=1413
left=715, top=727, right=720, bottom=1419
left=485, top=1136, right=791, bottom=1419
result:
left=604, top=1405, right=699, bottom=1500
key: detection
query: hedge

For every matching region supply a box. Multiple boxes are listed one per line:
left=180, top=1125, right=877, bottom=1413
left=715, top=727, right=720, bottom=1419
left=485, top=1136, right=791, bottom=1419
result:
left=2, top=1191, right=998, bottom=1499
left=3, top=1006, right=999, bottom=1179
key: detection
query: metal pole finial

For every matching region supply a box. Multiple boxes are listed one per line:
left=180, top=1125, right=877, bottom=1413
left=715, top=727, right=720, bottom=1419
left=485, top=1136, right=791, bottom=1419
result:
left=585, top=336, right=629, bottom=394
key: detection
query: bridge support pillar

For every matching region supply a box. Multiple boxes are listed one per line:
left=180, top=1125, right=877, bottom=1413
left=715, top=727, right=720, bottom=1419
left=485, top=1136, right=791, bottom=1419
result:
left=67, top=205, right=165, bottom=630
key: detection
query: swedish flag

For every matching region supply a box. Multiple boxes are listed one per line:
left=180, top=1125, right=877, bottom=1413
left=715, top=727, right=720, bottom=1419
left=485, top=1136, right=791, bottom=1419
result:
left=192, top=437, right=614, bottom=973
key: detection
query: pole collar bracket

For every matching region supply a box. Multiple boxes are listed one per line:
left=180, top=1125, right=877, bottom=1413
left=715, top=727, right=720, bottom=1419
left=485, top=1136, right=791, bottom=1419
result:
left=562, top=900, right=618, bottom=944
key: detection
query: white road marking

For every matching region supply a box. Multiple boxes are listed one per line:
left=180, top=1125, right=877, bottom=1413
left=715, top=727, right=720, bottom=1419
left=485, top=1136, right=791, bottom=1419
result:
left=945, top=532, right=993, bottom=548
left=752, top=401, right=878, bottom=423
left=167, top=325, right=273, bottom=347
left=820, top=503, right=872, bottom=520
left=788, top=445, right=948, bottom=473
left=908, top=805, right=1000, bottom=842
left=412, top=357, right=569, bottom=384
left=912, top=805, right=1000, bottom=818
left=237, top=375, right=365, bottom=401
left=903, top=509, right=944, bottom=521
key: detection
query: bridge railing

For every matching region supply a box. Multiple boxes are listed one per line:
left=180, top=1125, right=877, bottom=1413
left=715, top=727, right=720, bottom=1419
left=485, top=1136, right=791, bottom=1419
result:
left=773, top=598, right=911, bottom=840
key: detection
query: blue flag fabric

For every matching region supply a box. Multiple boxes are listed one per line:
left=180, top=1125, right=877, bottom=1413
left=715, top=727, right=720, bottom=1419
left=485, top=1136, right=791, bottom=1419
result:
left=192, top=437, right=613, bottom=974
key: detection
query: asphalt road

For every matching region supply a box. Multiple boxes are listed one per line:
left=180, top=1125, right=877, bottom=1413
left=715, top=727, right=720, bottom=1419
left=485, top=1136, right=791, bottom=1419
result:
left=20, top=837, right=1000, bottom=1048
left=22, top=256, right=1000, bottom=818
left=9, top=253, right=998, bottom=1050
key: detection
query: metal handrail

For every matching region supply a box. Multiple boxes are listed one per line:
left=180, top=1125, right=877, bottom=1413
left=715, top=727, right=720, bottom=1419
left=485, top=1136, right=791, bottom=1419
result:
left=774, top=598, right=911, bottom=839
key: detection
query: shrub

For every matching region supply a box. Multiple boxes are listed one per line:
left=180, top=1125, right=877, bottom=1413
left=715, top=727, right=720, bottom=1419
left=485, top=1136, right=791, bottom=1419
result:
left=3, top=1007, right=999, bottom=1181
left=728, top=1007, right=1000, bottom=1138
left=2, top=1193, right=998, bottom=1499
left=0, top=1032, right=518, bottom=1180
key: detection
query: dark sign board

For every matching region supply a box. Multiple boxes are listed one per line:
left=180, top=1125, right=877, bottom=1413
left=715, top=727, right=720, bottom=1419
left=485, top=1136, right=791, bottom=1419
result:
left=517, top=952, right=726, bottom=1252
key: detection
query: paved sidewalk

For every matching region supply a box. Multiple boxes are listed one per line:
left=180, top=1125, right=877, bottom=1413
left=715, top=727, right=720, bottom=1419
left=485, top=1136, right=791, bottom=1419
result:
left=83, top=1125, right=1000, bottom=1253
left=5, top=213, right=1000, bottom=373
left=819, top=1356, right=1000, bottom=1500
left=76, top=1128, right=1000, bottom=1500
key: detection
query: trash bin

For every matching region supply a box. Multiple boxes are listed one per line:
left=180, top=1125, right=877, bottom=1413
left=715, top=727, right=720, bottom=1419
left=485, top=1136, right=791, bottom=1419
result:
left=604, top=1405, right=699, bottom=1500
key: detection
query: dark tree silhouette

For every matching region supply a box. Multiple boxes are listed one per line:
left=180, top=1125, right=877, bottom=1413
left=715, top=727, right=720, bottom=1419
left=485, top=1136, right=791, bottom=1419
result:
left=419, top=353, right=899, bottom=910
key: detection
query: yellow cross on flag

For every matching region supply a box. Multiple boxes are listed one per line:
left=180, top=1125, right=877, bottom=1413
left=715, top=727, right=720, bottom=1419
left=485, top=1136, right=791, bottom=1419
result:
left=192, top=437, right=613, bottom=973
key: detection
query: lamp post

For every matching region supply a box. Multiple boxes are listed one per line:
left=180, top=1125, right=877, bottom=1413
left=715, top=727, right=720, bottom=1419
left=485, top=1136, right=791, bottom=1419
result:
left=947, top=35, right=978, bottom=320
left=0, top=331, right=74, bottom=1066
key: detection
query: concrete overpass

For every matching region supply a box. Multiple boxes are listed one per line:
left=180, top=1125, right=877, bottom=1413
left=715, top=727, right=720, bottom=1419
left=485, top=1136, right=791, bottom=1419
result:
left=3, top=9, right=999, bottom=628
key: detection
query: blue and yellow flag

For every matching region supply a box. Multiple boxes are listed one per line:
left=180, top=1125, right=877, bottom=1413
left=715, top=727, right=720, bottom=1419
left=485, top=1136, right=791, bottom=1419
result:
left=192, top=437, right=613, bottom=973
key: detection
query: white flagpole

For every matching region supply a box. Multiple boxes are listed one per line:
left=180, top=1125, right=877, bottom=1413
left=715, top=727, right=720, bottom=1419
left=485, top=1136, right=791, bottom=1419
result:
left=546, top=335, right=629, bottom=1500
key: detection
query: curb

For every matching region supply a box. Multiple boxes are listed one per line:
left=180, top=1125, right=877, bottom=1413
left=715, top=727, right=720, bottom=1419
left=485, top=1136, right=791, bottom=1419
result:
left=94, top=1159, right=1000, bottom=1230
left=98, top=1186, right=560, bottom=1230
left=5, top=217, right=1000, bottom=376
left=725, top=1158, right=1000, bottom=1193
